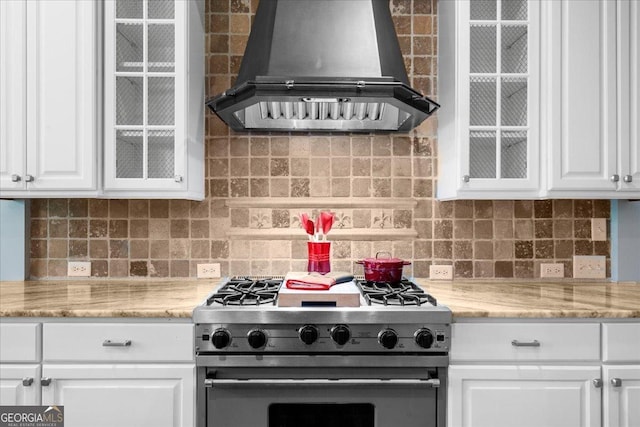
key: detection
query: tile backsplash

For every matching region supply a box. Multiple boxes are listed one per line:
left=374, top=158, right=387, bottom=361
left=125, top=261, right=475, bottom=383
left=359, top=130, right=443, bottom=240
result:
left=27, top=0, right=610, bottom=279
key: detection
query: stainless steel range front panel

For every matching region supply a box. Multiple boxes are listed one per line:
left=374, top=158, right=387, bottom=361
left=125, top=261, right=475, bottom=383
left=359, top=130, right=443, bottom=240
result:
left=198, top=365, right=447, bottom=427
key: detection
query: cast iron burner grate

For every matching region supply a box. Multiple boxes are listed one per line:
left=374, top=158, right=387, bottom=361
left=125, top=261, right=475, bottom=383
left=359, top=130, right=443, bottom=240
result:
left=207, top=277, right=282, bottom=306
left=356, top=279, right=437, bottom=306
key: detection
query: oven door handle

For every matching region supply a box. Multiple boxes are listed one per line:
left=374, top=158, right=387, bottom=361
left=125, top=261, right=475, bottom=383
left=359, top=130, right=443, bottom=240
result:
left=204, top=378, right=440, bottom=388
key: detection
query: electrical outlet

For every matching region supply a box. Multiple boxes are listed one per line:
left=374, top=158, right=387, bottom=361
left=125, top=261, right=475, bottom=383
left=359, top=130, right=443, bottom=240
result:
left=573, top=256, right=606, bottom=279
left=68, top=261, right=91, bottom=277
left=197, top=263, right=221, bottom=279
left=540, top=263, right=564, bottom=278
left=430, top=265, right=453, bottom=280
left=591, top=218, right=607, bottom=241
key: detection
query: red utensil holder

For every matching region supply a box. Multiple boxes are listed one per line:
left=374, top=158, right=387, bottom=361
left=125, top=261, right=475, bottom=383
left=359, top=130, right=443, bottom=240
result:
left=307, top=242, right=331, bottom=274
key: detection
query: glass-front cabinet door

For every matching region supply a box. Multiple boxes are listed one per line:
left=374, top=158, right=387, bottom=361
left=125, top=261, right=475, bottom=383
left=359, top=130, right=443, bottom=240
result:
left=104, top=0, right=198, bottom=195
left=437, top=0, right=540, bottom=199
left=462, top=0, right=539, bottom=188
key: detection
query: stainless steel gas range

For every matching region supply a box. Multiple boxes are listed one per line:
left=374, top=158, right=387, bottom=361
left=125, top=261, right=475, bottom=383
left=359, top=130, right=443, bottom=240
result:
left=193, top=276, right=452, bottom=427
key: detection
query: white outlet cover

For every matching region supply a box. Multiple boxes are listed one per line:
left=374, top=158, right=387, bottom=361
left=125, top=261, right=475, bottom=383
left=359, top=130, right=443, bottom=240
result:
left=68, top=261, right=91, bottom=277
left=197, top=263, right=221, bottom=279
left=429, top=265, right=453, bottom=280
left=573, top=255, right=606, bottom=279
left=540, top=263, right=564, bottom=278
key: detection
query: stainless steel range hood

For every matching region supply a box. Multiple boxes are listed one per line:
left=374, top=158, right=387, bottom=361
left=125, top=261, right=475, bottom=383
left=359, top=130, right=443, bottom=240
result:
left=207, top=0, right=439, bottom=133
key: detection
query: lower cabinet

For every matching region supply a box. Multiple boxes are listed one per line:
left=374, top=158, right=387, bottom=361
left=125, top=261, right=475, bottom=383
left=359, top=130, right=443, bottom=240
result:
left=602, top=322, right=640, bottom=427
left=0, top=364, right=41, bottom=405
left=40, top=322, right=195, bottom=427
left=448, top=365, right=601, bottom=427
left=448, top=321, right=640, bottom=427
left=0, top=321, right=195, bottom=426
left=603, top=366, right=640, bottom=427
left=41, top=364, right=194, bottom=427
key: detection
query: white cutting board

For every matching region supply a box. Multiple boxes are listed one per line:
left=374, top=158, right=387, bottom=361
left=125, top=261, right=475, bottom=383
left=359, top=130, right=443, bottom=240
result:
left=278, top=272, right=360, bottom=307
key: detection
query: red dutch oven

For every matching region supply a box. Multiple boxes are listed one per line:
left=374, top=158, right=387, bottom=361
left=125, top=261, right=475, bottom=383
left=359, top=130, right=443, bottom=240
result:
left=355, top=252, right=411, bottom=283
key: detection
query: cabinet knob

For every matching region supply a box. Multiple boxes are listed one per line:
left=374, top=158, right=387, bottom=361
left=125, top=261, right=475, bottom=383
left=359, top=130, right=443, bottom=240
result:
left=22, top=377, right=34, bottom=387
left=174, top=175, right=183, bottom=183
left=610, top=174, right=620, bottom=182
left=11, top=174, right=21, bottom=182
left=41, top=378, right=52, bottom=386
left=611, top=378, right=622, bottom=387
left=462, top=175, right=470, bottom=183
left=623, top=175, right=633, bottom=183
left=24, top=174, right=35, bottom=182
left=592, top=378, right=603, bottom=388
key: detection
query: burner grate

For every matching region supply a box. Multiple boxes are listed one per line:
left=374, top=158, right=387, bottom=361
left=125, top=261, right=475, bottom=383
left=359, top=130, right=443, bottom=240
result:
left=356, top=279, right=437, bottom=306
left=207, top=278, right=282, bottom=306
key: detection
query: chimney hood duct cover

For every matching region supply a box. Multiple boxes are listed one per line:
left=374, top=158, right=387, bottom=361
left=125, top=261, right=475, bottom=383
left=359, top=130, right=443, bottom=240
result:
left=207, top=0, right=439, bottom=133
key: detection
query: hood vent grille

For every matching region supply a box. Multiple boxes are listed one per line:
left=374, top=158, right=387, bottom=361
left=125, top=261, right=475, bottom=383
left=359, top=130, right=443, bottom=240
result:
left=207, top=0, right=439, bottom=133
left=259, top=100, right=385, bottom=121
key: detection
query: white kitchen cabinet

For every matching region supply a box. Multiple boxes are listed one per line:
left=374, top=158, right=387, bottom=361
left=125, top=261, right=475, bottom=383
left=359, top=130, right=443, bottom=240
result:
left=40, top=322, right=195, bottom=427
left=602, top=323, right=640, bottom=427
left=0, top=365, right=41, bottom=405
left=0, top=0, right=97, bottom=197
left=103, top=0, right=205, bottom=200
left=438, top=0, right=640, bottom=200
left=41, top=364, right=194, bottom=427
left=603, top=366, right=640, bottom=427
left=0, top=323, right=42, bottom=405
left=616, top=0, right=640, bottom=193
left=543, top=0, right=640, bottom=197
left=448, top=322, right=602, bottom=427
left=544, top=0, right=618, bottom=193
left=448, top=365, right=601, bottom=427
left=438, top=0, right=541, bottom=200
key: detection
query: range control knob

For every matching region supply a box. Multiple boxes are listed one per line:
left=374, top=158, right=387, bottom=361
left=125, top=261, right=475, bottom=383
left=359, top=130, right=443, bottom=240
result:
left=378, top=329, right=399, bottom=349
left=211, top=329, right=231, bottom=349
left=415, top=328, right=435, bottom=349
left=247, top=329, right=267, bottom=349
left=330, top=325, right=351, bottom=346
left=299, top=325, right=319, bottom=345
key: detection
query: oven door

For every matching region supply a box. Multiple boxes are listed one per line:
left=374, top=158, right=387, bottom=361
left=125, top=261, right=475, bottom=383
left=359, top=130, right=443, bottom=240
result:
left=201, top=366, right=445, bottom=427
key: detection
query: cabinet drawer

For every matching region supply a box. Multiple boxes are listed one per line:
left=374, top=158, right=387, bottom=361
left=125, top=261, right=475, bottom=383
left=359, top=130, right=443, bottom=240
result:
left=602, top=323, right=640, bottom=362
left=0, top=323, right=41, bottom=362
left=451, top=323, right=600, bottom=362
left=43, top=323, right=193, bottom=362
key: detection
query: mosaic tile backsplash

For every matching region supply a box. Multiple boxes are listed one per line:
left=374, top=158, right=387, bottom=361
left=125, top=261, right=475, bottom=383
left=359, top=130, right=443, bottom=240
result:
left=28, top=0, right=610, bottom=279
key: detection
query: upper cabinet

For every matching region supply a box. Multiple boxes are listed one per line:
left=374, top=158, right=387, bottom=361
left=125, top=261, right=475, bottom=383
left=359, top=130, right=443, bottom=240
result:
left=0, top=0, right=205, bottom=200
left=0, top=0, right=97, bottom=197
left=438, top=0, right=541, bottom=200
left=544, top=0, right=639, bottom=196
left=438, top=0, right=640, bottom=200
left=103, top=0, right=205, bottom=200
left=616, top=0, right=640, bottom=193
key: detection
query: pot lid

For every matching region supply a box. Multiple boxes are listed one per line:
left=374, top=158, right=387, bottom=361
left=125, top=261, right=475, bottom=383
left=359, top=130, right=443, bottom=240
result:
left=358, top=252, right=411, bottom=265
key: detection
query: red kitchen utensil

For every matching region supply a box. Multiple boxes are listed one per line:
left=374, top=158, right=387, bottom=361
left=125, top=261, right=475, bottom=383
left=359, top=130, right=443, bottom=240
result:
left=305, top=219, right=315, bottom=237
left=300, top=213, right=315, bottom=238
left=321, top=211, right=334, bottom=238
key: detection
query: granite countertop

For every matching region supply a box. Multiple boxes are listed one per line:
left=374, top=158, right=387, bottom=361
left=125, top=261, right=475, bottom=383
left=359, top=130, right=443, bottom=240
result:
left=417, top=280, right=640, bottom=318
left=0, top=280, right=215, bottom=318
left=0, top=279, right=638, bottom=319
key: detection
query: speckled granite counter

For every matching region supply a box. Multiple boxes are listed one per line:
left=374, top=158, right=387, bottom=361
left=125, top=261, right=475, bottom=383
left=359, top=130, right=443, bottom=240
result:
left=0, top=279, right=638, bottom=319
left=417, top=280, right=640, bottom=318
left=0, top=280, right=215, bottom=318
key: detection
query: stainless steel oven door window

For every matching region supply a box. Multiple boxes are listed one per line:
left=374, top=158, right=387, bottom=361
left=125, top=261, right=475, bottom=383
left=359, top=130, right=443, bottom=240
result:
left=203, top=367, right=443, bottom=427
